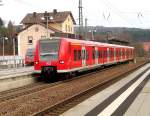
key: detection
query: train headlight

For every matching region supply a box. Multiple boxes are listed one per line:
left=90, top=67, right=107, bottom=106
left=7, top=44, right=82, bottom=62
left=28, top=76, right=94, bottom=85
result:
left=35, top=61, right=39, bottom=64
left=59, top=60, right=64, bottom=64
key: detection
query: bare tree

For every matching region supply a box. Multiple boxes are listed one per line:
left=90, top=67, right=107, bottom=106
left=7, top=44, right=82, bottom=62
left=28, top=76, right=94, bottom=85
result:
left=0, top=17, right=4, bottom=27
left=7, top=21, right=16, bottom=43
left=0, top=0, right=3, bottom=6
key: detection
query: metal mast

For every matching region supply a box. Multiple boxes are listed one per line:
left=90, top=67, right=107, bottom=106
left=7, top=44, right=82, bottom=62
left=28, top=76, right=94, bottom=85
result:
left=78, top=0, right=83, bottom=37
left=0, top=0, right=3, bottom=6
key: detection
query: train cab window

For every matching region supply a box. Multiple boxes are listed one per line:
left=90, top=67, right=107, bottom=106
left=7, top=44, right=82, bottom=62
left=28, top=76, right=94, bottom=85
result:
left=39, top=39, right=60, bottom=61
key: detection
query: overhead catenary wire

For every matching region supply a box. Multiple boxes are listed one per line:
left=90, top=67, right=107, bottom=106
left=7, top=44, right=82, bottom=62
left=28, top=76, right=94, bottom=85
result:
left=100, top=0, right=136, bottom=27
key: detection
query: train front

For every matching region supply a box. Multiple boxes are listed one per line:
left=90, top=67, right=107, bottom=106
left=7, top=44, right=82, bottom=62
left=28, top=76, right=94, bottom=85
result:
left=34, top=38, right=60, bottom=80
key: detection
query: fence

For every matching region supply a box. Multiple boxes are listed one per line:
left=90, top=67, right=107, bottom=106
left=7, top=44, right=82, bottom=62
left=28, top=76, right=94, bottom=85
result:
left=0, top=56, right=24, bottom=69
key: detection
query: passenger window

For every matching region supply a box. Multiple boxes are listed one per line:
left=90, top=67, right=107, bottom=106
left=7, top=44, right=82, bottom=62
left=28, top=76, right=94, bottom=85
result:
left=98, top=51, right=101, bottom=58
left=78, top=50, right=81, bottom=60
left=92, top=50, right=95, bottom=59
left=86, top=50, right=89, bottom=60
left=74, top=50, right=77, bottom=61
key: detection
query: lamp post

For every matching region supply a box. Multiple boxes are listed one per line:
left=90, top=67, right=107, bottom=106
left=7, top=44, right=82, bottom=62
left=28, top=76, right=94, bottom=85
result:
left=89, top=28, right=96, bottom=41
left=13, top=38, right=16, bottom=68
left=1, top=37, right=8, bottom=61
left=106, top=31, right=112, bottom=43
left=43, top=12, right=53, bottom=38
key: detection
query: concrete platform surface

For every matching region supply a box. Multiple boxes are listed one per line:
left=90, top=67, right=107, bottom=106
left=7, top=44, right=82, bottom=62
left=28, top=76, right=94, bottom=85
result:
left=61, top=63, right=150, bottom=116
left=0, top=66, right=34, bottom=79
left=0, top=66, right=35, bottom=92
left=124, top=79, right=150, bottom=116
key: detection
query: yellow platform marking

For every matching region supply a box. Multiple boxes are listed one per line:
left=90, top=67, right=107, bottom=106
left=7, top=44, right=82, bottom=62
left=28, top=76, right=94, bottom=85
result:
left=142, top=87, right=150, bottom=93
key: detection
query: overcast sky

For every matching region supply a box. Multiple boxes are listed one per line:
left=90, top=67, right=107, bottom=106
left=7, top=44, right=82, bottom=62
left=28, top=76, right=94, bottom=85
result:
left=1, top=0, right=150, bottom=29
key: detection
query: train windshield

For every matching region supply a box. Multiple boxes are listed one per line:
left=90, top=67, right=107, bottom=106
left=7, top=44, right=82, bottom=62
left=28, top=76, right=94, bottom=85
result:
left=26, top=48, right=35, bottom=56
left=39, top=39, right=60, bottom=61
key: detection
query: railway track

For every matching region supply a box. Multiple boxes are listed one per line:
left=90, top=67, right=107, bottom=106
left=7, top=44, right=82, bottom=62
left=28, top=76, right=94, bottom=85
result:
left=0, top=60, right=149, bottom=115
left=0, top=82, right=63, bottom=103
left=0, top=63, right=120, bottom=103
left=32, top=60, right=149, bottom=116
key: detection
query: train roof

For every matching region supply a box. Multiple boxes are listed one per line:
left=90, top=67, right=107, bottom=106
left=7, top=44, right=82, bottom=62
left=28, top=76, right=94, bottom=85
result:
left=61, top=38, right=134, bottom=49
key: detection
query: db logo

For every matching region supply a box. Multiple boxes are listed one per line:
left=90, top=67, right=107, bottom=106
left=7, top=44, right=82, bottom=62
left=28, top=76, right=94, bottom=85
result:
left=47, top=62, right=51, bottom=65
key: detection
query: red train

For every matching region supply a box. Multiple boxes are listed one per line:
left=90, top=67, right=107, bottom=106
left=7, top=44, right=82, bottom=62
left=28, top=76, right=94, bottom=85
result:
left=34, top=37, right=134, bottom=80
left=25, top=48, right=35, bottom=65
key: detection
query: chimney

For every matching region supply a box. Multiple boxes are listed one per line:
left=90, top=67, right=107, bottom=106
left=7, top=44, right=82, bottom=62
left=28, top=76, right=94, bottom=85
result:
left=33, top=12, right=36, bottom=17
left=53, top=9, right=57, bottom=15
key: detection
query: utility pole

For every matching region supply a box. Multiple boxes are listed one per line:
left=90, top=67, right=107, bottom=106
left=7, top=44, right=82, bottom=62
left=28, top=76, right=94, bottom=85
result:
left=0, top=0, right=3, bottom=6
left=78, top=0, right=84, bottom=38
left=44, top=11, right=50, bottom=38
left=85, top=18, right=88, bottom=40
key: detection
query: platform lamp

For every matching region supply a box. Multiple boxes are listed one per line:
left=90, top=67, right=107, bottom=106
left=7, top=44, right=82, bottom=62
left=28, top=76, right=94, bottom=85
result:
left=89, top=29, right=96, bottom=41
left=1, top=37, right=8, bottom=61
left=42, top=11, right=54, bottom=38
left=13, top=37, right=16, bottom=68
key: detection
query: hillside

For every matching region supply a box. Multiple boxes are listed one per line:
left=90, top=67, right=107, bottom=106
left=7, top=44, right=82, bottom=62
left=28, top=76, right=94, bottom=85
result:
left=75, top=26, right=150, bottom=42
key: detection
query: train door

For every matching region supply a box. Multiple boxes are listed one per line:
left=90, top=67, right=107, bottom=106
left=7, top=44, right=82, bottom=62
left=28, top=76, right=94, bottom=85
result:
left=122, top=48, right=125, bottom=60
left=98, top=47, right=103, bottom=65
left=116, top=48, right=119, bottom=62
left=82, top=46, right=86, bottom=67
left=114, top=48, right=116, bottom=63
left=120, top=48, right=123, bottom=61
left=103, top=47, right=107, bottom=64
left=125, top=48, right=126, bottom=60
left=107, top=47, right=110, bottom=63
left=95, top=47, right=98, bottom=65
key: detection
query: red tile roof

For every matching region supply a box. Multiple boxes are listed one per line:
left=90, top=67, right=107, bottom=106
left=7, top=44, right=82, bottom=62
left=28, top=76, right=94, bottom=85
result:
left=142, top=42, right=150, bottom=52
left=21, top=11, right=76, bottom=25
left=18, top=23, right=62, bottom=34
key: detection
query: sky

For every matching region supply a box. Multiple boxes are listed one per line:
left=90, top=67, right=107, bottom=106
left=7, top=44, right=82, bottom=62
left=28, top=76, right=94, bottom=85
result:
left=1, top=0, right=150, bottom=29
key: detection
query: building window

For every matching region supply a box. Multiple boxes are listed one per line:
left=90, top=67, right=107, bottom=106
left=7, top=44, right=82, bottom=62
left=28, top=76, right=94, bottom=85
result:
left=66, top=25, right=67, bottom=32
left=35, top=27, right=39, bottom=32
left=28, top=36, right=33, bottom=45
left=68, top=25, right=70, bottom=32
left=70, top=27, right=72, bottom=32
left=41, top=36, right=46, bottom=39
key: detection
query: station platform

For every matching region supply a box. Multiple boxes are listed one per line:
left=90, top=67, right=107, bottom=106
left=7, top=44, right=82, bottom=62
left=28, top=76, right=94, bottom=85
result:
left=0, top=66, right=34, bottom=79
left=0, top=66, right=35, bottom=92
left=61, top=63, right=150, bottom=116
